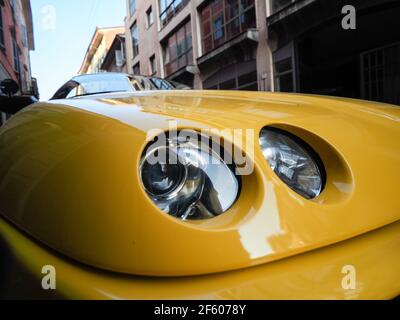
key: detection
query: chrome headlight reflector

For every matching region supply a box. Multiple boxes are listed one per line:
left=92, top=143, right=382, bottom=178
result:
left=140, top=132, right=240, bottom=220
left=259, top=127, right=325, bottom=199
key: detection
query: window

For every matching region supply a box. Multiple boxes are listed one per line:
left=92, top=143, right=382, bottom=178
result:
left=146, top=6, right=154, bottom=28
left=12, top=37, right=20, bottom=72
left=162, top=21, right=193, bottom=76
left=149, top=55, right=156, bottom=75
left=21, top=25, right=28, bottom=48
left=213, top=16, right=224, bottom=41
left=159, top=0, right=189, bottom=27
left=150, top=78, right=175, bottom=90
left=130, top=22, right=139, bottom=58
left=274, top=58, right=294, bottom=92
left=9, top=0, right=16, bottom=9
left=0, top=5, right=4, bottom=48
left=133, top=62, right=140, bottom=75
left=129, top=0, right=136, bottom=16
left=201, top=0, right=256, bottom=54
left=361, top=43, right=400, bottom=105
left=115, top=40, right=126, bottom=68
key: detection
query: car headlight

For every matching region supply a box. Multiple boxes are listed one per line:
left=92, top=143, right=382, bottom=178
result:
left=140, top=132, right=240, bottom=220
left=259, top=127, right=325, bottom=199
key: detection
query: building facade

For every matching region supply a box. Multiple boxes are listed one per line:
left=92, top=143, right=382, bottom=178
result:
left=268, top=0, right=400, bottom=105
left=124, top=0, right=273, bottom=91
left=0, top=0, right=36, bottom=125
left=124, top=0, right=399, bottom=105
left=79, top=26, right=125, bottom=75
left=101, top=34, right=127, bottom=73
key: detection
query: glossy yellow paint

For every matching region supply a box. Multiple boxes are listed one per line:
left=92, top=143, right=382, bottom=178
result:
left=0, top=91, right=399, bottom=280
left=0, top=215, right=399, bottom=299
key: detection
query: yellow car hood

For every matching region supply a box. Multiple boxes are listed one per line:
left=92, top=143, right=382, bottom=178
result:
left=0, top=90, right=399, bottom=276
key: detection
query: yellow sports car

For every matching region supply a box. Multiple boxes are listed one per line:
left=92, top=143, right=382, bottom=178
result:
left=0, top=73, right=399, bottom=300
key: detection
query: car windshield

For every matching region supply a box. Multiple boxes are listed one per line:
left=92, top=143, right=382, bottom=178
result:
left=51, top=74, right=141, bottom=99
left=51, top=73, right=191, bottom=100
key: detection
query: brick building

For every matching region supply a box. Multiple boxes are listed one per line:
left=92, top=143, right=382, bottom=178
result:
left=0, top=0, right=36, bottom=125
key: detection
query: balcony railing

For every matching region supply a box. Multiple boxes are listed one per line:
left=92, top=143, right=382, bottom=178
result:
left=160, top=0, right=190, bottom=28
left=165, top=48, right=193, bottom=76
left=270, top=0, right=298, bottom=14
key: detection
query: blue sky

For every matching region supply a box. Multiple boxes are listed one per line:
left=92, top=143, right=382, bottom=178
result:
left=30, top=0, right=126, bottom=100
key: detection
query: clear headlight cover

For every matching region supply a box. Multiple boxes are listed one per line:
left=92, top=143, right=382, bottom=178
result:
left=140, top=132, right=240, bottom=220
left=259, top=128, right=325, bottom=199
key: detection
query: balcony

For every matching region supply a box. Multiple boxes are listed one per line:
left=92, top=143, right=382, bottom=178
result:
left=198, top=29, right=258, bottom=67
left=268, top=0, right=317, bottom=27
left=164, top=48, right=193, bottom=76
left=201, top=0, right=257, bottom=56
left=269, top=0, right=299, bottom=15
left=160, top=0, right=190, bottom=28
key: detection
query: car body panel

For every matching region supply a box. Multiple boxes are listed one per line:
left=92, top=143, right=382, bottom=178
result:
left=0, top=216, right=399, bottom=300
left=0, top=90, right=399, bottom=277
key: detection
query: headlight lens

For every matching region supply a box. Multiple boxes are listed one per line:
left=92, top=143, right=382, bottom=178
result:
left=141, top=148, right=187, bottom=197
left=259, top=128, right=325, bottom=199
left=140, top=132, right=240, bottom=220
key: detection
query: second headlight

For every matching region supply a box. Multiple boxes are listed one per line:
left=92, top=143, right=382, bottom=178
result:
left=259, top=127, right=326, bottom=199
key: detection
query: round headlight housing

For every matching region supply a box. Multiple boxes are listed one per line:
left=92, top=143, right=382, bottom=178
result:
left=141, top=148, right=187, bottom=198
left=140, top=132, right=241, bottom=220
left=259, top=127, right=326, bottom=199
